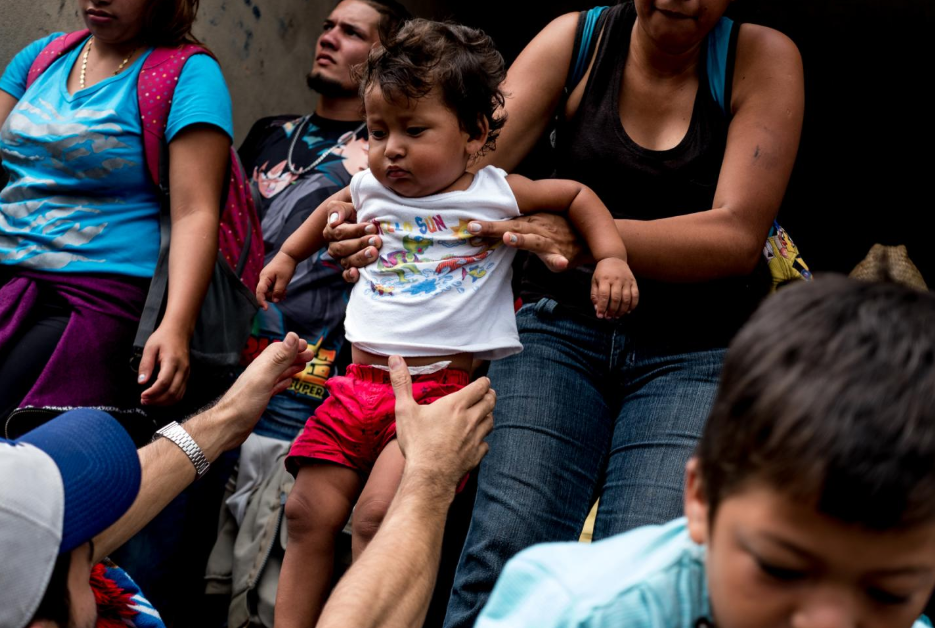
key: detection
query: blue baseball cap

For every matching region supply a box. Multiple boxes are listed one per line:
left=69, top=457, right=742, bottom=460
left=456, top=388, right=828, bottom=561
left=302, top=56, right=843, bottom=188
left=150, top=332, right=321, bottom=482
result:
left=0, top=408, right=141, bottom=628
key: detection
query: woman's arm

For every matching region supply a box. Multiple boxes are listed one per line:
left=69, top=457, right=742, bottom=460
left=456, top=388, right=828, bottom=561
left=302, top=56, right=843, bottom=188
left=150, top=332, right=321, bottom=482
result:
left=474, top=13, right=579, bottom=173
left=137, top=124, right=229, bottom=406
left=611, top=25, right=804, bottom=281
left=472, top=25, right=804, bottom=282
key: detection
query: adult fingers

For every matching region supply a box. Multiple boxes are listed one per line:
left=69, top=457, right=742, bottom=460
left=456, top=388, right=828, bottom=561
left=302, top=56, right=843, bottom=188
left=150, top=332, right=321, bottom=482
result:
left=324, top=220, right=375, bottom=244
left=389, top=355, right=415, bottom=410
left=328, top=236, right=383, bottom=268
left=501, top=231, right=570, bottom=272
left=141, top=356, right=176, bottom=404
left=136, top=342, right=159, bottom=386
left=322, top=200, right=357, bottom=231
left=341, top=267, right=361, bottom=284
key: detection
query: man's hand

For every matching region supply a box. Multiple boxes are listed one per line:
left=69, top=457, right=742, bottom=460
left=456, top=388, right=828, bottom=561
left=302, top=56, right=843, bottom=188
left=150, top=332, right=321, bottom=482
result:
left=388, top=355, right=496, bottom=493
left=206, top=332, right=313, bottom=455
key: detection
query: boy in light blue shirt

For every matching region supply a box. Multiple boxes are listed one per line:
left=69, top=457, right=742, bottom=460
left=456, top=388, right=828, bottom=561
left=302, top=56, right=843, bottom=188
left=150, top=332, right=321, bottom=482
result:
left=477, top=277, right=935, bottom=628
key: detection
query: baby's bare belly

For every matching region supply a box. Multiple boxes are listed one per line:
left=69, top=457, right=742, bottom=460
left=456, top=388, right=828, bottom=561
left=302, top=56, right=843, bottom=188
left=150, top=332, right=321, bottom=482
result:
left=351, top=345, right=474, bottom=373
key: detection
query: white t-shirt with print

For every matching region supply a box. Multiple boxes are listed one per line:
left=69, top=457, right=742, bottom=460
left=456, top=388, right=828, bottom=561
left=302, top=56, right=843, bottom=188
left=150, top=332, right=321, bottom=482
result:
left=344, top=166, right=522, bottom=360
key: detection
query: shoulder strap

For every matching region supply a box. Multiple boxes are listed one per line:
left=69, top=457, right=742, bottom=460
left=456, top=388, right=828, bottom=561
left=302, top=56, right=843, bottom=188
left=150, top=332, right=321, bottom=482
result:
left=138, top=44, right=215, bottom=189
left=566, top=6, right=610, bottom=93
left=705, top=17, right=738, bottom=116
left=25, top=30, right=90, bottom=90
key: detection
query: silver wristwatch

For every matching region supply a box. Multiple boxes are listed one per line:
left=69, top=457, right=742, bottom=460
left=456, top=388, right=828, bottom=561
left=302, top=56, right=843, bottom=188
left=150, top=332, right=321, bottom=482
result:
left=155, top=421, right=210, bottom=479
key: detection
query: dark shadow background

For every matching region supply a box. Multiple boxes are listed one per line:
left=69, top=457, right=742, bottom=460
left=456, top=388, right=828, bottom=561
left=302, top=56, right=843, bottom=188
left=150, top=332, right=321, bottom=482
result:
left=420, top=0, right=935, bottom=283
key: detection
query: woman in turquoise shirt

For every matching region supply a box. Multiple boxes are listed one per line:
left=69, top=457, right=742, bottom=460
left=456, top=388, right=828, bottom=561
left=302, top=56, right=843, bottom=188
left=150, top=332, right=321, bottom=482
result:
left=0, top=0, right=233, bottom=425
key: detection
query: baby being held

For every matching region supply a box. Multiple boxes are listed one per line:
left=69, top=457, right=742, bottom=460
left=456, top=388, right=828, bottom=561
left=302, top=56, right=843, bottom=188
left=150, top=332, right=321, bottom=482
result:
left=259, top=19, right=637, bottom=627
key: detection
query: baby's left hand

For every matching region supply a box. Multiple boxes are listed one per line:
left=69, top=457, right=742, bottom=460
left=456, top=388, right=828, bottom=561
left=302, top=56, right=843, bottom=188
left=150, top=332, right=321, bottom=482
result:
left=591, top=258, right=639, bottom=319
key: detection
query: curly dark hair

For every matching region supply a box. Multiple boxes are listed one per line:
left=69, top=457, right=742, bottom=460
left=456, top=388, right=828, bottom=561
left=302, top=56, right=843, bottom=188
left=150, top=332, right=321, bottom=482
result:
left=357, top=19, right=507, bottom=156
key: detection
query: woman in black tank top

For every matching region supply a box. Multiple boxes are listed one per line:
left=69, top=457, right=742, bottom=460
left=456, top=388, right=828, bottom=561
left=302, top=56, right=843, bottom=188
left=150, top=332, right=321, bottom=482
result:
left=327, top=3, right=804, bottom=625
left=439, top=3, right=804, bottom=626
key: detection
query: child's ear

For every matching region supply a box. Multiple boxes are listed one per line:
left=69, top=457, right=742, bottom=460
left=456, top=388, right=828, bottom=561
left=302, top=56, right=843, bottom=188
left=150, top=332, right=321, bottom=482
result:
left=684, top=458, right=711, bottom=545
left=465, top=116, right=490, bottom=157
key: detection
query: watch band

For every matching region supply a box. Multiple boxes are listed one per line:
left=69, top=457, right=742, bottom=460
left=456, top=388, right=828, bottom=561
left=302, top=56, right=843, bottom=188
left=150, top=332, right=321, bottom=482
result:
left=155, top=421, right=210, bottom=479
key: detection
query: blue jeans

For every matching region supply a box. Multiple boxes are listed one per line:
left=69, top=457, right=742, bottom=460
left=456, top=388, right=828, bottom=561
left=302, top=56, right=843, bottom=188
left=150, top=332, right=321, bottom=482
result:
left=443, top=298, right=725, bottom=627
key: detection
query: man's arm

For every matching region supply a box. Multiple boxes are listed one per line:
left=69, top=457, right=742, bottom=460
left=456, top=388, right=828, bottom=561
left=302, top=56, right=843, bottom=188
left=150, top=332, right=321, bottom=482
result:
left=92, top=333, right=313, bottom=562
left=318, top=355, right=496, bottom=628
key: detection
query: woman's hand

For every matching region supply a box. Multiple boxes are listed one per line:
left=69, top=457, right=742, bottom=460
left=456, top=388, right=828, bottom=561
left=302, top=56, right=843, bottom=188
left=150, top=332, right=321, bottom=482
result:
left=472, top=213, right=589, bottom=272
left=138, top=323, right=191, bottom=406
left=324, top=201, right=382, bottom=283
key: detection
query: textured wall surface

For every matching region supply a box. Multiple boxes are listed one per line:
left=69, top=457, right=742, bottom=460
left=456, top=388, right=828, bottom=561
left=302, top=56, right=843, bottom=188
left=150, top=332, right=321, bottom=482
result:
left=0, top=0, right=433, bottom=142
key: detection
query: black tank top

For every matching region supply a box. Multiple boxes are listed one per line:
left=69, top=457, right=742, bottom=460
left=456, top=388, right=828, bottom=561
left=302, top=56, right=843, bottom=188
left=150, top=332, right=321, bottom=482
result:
left=521, top=2, right=769, bottom=350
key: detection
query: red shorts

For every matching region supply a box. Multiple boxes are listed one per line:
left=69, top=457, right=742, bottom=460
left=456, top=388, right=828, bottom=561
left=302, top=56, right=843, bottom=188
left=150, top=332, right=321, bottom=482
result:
left=286, top=364, right=469, bottom=476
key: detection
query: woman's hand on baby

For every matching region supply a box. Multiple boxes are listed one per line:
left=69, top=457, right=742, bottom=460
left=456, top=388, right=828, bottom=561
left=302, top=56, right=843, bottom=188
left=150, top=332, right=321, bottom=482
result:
left=469, top=213, right=589, bottom=272
left=138, top=324, right=191, bottom=406
left=324, top=201, right=381, bottom=284
left=256, top=252, right=298, bottom=310
left=591, top=258, right=639, bottom=319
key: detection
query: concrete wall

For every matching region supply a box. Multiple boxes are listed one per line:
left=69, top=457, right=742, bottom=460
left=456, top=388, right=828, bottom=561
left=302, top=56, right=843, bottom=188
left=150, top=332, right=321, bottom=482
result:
left=0, top=0, right=433, bottom=142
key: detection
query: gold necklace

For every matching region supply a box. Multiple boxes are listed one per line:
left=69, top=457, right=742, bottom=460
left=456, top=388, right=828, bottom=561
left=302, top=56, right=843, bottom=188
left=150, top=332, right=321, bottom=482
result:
left=79, top=37, right=138, bottom=90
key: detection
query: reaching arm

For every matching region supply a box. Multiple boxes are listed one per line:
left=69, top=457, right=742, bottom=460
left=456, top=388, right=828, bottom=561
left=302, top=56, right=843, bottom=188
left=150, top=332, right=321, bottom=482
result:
left=256, top=186, right=352, bottom=308
left=93, top=333, right=313, bottom=562
left=137, top=124, right=229, bottom=405
left=317, top=356, right=496, bottom=628
left=474, top=14, right=579, bottom=173
left=468, top=24, right=804, bottom=283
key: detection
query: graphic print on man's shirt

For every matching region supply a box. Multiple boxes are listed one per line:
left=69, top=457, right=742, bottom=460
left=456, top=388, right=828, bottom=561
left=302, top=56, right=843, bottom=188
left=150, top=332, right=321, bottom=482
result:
left=366, top=214, right=501, bottom=299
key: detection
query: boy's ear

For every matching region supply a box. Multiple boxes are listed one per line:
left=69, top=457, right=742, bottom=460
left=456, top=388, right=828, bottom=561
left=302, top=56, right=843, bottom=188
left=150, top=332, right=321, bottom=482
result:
left=465, top=115, right=490, bottom=156
left=684, top=458, right=711, bottom=545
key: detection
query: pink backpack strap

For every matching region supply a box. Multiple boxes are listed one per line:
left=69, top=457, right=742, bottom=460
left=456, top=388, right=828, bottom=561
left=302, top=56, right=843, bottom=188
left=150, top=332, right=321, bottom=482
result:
left=25, top=30, right=91, bottom=90
left=138, top=44, right=216, bottom=187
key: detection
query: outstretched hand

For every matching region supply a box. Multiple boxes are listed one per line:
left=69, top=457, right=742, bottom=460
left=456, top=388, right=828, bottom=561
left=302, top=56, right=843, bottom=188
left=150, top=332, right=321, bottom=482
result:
left=211, top=332, right=313, bottom=452
left=389, top=355, right=496, bottom=491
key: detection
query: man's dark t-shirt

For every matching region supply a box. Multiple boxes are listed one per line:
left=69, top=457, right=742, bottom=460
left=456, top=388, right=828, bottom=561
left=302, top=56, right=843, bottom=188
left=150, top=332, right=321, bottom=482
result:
left=239, top=114, right=367, bottom=437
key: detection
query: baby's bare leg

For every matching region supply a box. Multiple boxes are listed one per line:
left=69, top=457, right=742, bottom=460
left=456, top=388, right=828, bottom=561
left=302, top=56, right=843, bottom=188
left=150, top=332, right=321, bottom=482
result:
left=351, top=440, right=406, bottom=560
left=276, top=463, right=360, bottom=628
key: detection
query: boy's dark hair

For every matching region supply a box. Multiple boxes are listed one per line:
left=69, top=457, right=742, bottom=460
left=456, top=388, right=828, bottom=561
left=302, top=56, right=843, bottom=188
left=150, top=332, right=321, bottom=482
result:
left=698, top=276, right=935, bottom=530
left=357, top=0, right=413, bottom=42
left=357, top=19, right=507, bottom=155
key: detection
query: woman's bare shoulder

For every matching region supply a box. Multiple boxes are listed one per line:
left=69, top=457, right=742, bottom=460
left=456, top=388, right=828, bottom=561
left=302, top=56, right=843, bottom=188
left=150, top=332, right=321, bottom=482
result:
left=732, top=24, right=804, bottom=112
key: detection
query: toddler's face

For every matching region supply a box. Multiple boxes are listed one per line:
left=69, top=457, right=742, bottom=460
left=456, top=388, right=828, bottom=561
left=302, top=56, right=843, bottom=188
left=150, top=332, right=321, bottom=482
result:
left=364, top=85, right=484, bottom=198
left=684, top=462, right=935, bottom=628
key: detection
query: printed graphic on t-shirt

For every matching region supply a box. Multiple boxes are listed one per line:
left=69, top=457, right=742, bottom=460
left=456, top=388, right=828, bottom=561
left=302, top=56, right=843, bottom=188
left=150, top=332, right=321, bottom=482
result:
left=0, top=97, right=151, bottom=272
left=366, top=214, right=501, bottom=298
left=240, top=116, right=363, bottom=405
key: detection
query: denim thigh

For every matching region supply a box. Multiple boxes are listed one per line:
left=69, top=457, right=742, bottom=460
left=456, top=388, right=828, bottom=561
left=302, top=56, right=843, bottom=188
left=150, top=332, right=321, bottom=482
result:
left=593, top=342, right=726, bottom=538
left=444, top=300, right=615, bottom=628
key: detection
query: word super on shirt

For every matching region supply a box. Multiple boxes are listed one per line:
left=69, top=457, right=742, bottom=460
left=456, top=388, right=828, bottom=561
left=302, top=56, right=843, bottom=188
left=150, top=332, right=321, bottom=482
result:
left=345, top=166, right=523, bottom=360
left=0, top=33, right=232, bottom=276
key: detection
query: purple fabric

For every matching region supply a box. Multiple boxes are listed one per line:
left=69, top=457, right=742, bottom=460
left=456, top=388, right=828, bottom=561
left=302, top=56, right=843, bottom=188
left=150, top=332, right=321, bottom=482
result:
left=0, top=269, right=147, bottom=409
